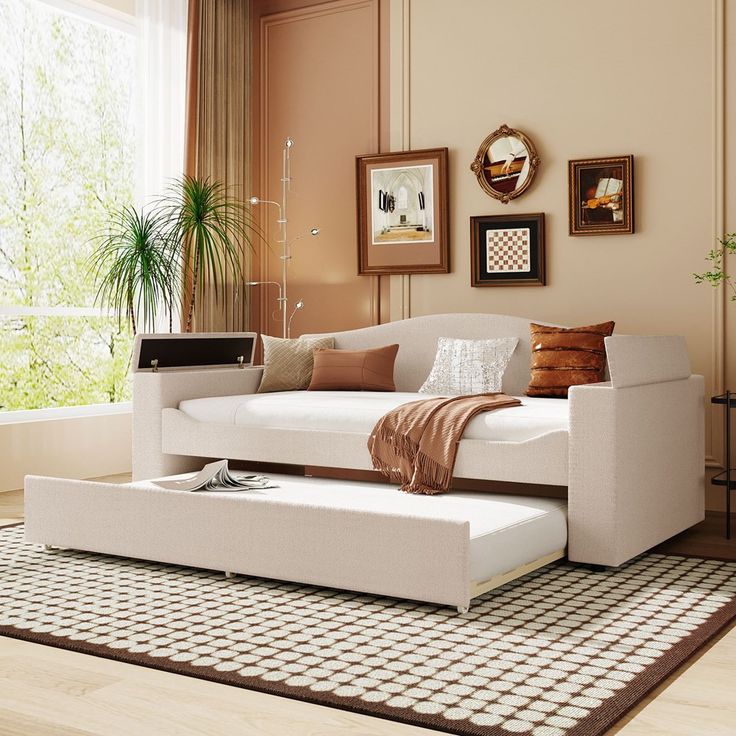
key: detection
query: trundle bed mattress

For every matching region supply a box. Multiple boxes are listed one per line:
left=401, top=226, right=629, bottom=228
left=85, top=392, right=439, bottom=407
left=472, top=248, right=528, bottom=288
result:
left=179, top=475, right=568, bottom=585
left=24, top=473, right=568, bottom=610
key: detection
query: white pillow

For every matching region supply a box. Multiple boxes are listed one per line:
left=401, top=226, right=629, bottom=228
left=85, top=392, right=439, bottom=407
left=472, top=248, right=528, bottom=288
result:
left=419, top=337, right=519, bottom=396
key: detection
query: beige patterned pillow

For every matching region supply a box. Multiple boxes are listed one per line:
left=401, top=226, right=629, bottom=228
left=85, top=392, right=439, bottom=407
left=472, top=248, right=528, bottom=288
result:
left=258, top=335, right=335, bottom=393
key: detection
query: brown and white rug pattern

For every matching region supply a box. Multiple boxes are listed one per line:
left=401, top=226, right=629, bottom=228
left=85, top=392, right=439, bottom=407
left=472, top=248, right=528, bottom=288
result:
left=1, top=524, right=735, bottom=736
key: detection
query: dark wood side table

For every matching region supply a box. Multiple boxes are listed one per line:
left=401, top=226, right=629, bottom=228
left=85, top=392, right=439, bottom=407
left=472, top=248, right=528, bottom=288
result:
left=711, top=391, right=735, bottom=539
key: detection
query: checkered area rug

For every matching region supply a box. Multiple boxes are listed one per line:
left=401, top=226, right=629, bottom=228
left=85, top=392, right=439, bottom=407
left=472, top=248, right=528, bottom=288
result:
left=1, top=525, right=735, bottom=736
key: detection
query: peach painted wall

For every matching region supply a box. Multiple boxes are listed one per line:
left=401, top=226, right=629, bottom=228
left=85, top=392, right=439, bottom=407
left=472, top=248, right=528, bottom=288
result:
left=252, top=0, right=387, bottom=337
left=252, top=0, right=734, bottom=511
left=390, top=0, right=734, bottom=512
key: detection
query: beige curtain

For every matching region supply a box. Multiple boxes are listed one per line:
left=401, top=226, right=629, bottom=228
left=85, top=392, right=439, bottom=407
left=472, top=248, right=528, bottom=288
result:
left=184, top=0, right=251, bottom=333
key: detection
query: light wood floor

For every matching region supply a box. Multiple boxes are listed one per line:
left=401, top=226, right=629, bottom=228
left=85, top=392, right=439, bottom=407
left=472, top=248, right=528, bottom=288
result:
left=1, top=487, right=734, bottom=736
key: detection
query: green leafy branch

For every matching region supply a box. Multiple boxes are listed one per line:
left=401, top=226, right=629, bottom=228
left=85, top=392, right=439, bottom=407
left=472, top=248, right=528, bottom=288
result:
left=694, top=233, right=736, bottom=301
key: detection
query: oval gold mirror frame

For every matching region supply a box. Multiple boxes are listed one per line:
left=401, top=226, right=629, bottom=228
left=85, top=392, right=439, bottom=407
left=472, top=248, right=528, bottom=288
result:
left=470, top=124, right=540, bottom=204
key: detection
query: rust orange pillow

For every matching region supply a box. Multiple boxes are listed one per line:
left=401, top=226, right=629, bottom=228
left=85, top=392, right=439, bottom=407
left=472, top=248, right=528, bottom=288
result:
left=527, top=321, right=615, bottom=398
left=308, top=344, right=399, bottom=391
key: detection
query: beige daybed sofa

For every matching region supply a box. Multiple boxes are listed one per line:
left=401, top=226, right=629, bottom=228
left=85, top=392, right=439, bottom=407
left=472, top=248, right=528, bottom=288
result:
left=131, top=313, right=704, bottom=570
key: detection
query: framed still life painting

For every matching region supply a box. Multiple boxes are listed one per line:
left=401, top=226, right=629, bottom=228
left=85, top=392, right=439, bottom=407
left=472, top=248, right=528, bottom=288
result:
left=568, top=155, right=634, bottom=235
left=356, top=148, right=449, bottom=275
left=470, top=213, right=545, bottom=287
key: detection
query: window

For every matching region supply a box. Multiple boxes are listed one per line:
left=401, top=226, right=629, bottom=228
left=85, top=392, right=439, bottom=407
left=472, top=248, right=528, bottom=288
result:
left=397, top=186, right=408, bottom=211
left=0, top=0, right=137, bottom=412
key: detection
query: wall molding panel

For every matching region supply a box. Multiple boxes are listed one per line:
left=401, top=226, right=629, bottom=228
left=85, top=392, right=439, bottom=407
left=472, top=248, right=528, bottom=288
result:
left=254, top=0, right=380, bottom=336
left=707, top=0, right=726, bottom=468
left=388, top=0, right=411, bottom=322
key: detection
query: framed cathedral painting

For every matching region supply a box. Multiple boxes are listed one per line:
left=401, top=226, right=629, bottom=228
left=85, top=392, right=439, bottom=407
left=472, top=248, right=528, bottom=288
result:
left=470, top=213, right=545, bottom=287
left=356, top=148, right=449, bottom=275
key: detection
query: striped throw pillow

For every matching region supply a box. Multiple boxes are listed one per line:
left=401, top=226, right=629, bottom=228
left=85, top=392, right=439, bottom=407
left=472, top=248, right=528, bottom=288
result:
left=527, top=321, right=615, bottom=398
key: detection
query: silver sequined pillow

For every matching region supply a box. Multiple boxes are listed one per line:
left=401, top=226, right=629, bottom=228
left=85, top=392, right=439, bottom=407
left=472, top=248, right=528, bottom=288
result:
left=419, top=337, right=519, bottom=395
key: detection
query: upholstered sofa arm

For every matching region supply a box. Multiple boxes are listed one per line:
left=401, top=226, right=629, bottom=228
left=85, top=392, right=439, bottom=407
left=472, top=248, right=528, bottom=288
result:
left=567, top=372, right=704, bottom=566
left=604, top=335, right=691, bottom=388
left=133, top=366, right=263, bottom=480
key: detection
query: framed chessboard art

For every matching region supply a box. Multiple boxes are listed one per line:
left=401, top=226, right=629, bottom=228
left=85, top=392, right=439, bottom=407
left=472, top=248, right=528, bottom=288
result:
left=470, top=213, right=545, bottom=287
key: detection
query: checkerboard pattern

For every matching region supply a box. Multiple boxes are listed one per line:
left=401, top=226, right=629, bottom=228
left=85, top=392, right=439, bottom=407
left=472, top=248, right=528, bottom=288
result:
left=486, top=228, right=531, bottom=273
left=1, top=524, right=735, bottom=736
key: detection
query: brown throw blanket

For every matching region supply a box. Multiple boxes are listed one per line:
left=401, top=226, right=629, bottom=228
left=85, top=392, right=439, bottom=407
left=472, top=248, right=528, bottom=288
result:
left=368, top=393, right=522, bottom=495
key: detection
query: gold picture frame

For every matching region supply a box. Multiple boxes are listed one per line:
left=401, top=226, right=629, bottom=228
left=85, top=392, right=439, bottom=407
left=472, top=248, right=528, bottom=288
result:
left=568, top=155, right=634, bottom=235
left=470, top=124, right=540, bottom=204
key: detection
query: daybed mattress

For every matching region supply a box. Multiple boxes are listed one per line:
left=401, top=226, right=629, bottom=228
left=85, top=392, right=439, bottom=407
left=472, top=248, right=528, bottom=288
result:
left=139, top=473, right=567, bottom=584
left=178, top=391, right=569, bottom=443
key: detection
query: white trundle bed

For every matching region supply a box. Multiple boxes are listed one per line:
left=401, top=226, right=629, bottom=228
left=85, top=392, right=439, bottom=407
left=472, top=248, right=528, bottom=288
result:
left=24, top=473, right=567, bottom=612
left=24, top=313, right=704, bottom=611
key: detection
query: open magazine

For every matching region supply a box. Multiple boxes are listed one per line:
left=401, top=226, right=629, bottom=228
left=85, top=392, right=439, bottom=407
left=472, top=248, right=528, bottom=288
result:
left=154, top=459, right=278, bottom=492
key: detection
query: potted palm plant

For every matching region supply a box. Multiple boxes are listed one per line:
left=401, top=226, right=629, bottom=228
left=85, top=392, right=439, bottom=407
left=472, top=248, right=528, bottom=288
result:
left=91, top=177, right=256, bottom=334
left=161, top=176, right=257, bottom=333
left=91, top=205, right=177, bottom=335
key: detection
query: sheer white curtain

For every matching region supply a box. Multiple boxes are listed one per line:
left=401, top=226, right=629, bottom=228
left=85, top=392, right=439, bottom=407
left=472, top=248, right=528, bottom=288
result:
left=136, top=0, right=188, bottom=204
left=136, top=0, right=188, bottom=331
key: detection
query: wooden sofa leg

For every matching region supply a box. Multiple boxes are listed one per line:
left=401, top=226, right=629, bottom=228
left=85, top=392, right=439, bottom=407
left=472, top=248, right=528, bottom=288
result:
left=225, top=571, right=236, bottom=579
left=456, top=605, right=469, bottom=614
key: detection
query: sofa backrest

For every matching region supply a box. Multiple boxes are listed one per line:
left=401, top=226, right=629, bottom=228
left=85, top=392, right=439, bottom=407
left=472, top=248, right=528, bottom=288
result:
left=305, top=313, right=560, bottom=396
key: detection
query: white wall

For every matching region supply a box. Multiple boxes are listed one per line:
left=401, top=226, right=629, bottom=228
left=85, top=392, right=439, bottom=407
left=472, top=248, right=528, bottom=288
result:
left=82, top=0, right=135, bottom=17
left=1, top=410, right=131, bottom=492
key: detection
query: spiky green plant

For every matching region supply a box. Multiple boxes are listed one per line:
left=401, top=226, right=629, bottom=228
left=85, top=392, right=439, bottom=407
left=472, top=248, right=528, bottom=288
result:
left=694, top=233, right=736, bottom=301
left=161, top=176, right=257, bottom=332
left=90, top=206, right=179, bottom=334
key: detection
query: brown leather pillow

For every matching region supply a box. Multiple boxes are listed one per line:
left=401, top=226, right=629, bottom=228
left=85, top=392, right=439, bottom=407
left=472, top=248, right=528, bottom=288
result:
left=527, top=321, right=615, bottom=398
left=308, top=344, right=399, bottom=391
